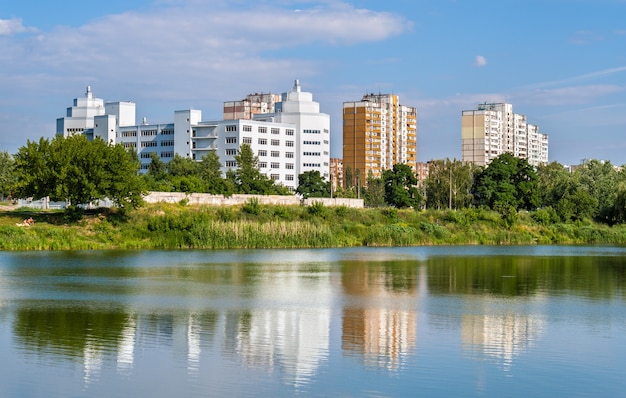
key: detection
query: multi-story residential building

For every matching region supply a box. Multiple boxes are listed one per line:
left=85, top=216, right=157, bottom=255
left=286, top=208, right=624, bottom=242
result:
left=223, top=93, right=281, bottom=120
left=461, top=103, right=548, bottom=167
left=329, top=158, right=344, bottom=193
left=56, top=81, right=330, bottom=191
left=342, top=93, right=417, bottom=186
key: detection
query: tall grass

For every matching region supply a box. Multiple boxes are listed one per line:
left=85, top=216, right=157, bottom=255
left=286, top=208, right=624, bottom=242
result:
left=3, top=203, right=626, bottom=251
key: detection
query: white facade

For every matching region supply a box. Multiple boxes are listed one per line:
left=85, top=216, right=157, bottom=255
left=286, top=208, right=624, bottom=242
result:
left=256, top=80, right=331, bottom=181
left=461, top=102, right=548, bottom=167
left=56, top=86, right=106, bottom=137
left=56, top=82, right=331, bottom=191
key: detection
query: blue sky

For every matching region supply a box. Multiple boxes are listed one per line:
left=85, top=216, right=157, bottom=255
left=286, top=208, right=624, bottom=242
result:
left=1, top=0, right=625, bottom=166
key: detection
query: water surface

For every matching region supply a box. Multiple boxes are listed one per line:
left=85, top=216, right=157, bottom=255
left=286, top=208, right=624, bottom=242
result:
left=0, top=246, right=625, bottom=397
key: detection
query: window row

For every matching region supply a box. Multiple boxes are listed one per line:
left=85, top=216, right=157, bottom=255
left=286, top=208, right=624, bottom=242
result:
left=258, top=162, right=294, bottom=169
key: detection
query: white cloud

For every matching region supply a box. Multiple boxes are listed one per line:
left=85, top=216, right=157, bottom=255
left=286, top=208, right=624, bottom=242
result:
left=513, top=85, right=625, bottom=106
left=1, top=1, right=410, bottom=98
left=0, top=18, right=35, bottom=35
left=473, top=55, right=487, bottom=67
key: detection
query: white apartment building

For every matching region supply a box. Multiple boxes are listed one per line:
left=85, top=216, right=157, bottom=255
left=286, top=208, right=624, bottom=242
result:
left=56, top=81, right=330, bottom=191
left=461, top=102, right=548, bottom=167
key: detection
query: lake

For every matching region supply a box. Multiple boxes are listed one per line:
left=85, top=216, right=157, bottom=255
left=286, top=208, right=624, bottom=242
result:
left=0, top=246, right=625, bottom=397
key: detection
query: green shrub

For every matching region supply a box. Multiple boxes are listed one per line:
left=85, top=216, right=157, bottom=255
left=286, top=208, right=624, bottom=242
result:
left=307, top=201, right=326, bottom=217
left=241, top=198, right=261, bottom=215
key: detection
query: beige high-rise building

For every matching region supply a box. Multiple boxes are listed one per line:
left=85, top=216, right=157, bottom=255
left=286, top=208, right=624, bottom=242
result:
left=461, top=102, right=548, bottom=167
left=343, top=94, right=417, bottom=186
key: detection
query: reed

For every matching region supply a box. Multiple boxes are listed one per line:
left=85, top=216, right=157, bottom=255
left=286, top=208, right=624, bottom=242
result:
left=3, top=203, right=626, bottom=251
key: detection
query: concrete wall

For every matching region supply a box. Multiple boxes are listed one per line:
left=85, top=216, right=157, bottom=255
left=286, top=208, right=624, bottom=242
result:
left=144, top=192, right=363, bottom=208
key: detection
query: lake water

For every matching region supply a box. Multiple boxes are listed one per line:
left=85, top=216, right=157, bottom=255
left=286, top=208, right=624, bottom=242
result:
left=0, top=246, right=625, bottom=397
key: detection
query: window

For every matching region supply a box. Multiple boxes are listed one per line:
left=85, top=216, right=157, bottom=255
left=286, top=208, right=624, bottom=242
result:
left=243, top=125, right=252, bottom=132
left=286, top=141, right=294, bottom=147
left=303, top=152, right=321, bottom=156
left=271, top=162, right=280, bottom=169
left=123, top=142, right=136, bottom=148
left=140, top=153, right=153, bottom=159
left=160, top=151, right=174, bottom=158
left=286, top=175, right=294, bottom=181
left=286, top=163, right=294, bottom=170
left=122, top=131, right=137, bottom=137
left=161, top=129, right=174, bottom=135
left=271, top=174, right=280, bottom=181
left=226, top=125, right=237, bottom=132
left=161, top=140, right=174, bottom=147
left=140, top=164, right=150, bottom=170
left=271, top=151, right=280, bottom=157
left=258, top=126, right=267, bottom=133
left=303, top=163, right=321, bottom=167
left=258, top=150, right=267, bottom=157
left=226, top=137, right=237, bottom=144
left=225, top=161, right=237, bottom=167
left=243, top=136, right=252, bottom=144
left=271, top=139, right=280, bottom=146
left=271, top=128, right=279, bottom=135
left=141, top=141, right=157, bottom=148
left=226, top=149, right=238, bottom=156
left=259, top=162, right=267, bottom=168
left=286, top=152, right=294, bottom=158
left=303, top=129, right=321, bottom=134
left=303, top=141, right=320, bottom=145
left=258, top=138, right=267, bottom=145
left=141, top=130, right=157, bottom=136
left=286, top=129, right=294, bottom=136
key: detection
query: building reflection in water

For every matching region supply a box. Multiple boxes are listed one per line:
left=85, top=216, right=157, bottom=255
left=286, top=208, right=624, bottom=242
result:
left=116, top=315, right=136, bottom=374
left=341, top=261, right=422, bottom=371
left=461, top=299, right=545, bottom=369
left=223, top=269, right=332, bottom=388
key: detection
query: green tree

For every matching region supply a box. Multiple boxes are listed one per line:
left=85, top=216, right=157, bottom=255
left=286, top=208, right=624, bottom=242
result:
left=382, top=163, right=421, bottom=208
left=536, top=161, right=596, bottom=222
left=228, top=144, right=274, bottom=194
left=344, top=165, right=354, bottom=189
left=198, top=151, right=233, bottom=195
left=364, top=173, right=385, bottom=207
left=13, top=135, right=145, bottom=214
left=147, top=152, right=167, bottom=180
left=296, top=170, right=330, bottom=198
left=167, top=154, right=200, bottom=176
left=0, top=151, right=16, bottom=200
left=472, top=153, right=539, bottom=212
left=575, top=159, right=620, bottom=223
left=425, top=159, right=475, bottom=210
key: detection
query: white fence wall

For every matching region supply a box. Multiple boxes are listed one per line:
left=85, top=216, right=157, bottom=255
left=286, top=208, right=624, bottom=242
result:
left=144, top=192, right=364, bottom=208
left=18, top=193, right=364, bottom=209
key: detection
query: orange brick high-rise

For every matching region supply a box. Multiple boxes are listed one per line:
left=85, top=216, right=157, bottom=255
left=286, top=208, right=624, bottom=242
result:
left=343, top=94, right=417, bottom=186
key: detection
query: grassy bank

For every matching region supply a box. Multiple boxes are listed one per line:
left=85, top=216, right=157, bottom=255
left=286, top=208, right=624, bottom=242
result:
left=2, top=202, right=626, bottom=250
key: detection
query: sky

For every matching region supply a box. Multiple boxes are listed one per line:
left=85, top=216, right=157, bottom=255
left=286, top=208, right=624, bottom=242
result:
left=1, top=0, right=625, bottom=166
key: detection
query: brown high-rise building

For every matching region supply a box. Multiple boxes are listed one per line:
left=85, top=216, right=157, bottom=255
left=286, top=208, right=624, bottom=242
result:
left=343, top=94, right=417, bottom=186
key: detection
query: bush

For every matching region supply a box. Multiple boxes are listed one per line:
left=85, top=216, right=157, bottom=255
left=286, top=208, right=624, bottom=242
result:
left=531, top=207, right=559, bottom=226
left=307, top=201, right=326, bottom=217
left=241, top=198, right=261, bottom=215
